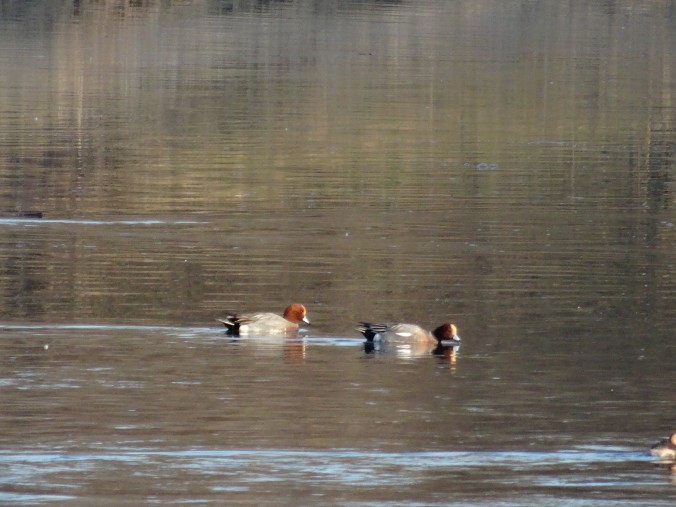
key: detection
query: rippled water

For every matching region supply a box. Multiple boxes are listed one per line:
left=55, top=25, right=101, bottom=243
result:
left=1, top=325, right=675, bottom=505
left=1, top=0, right=675, bottom=505
left=2, top=322, right=674, bottom=505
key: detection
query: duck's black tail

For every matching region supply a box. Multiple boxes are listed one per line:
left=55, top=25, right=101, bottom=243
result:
left=217, top=316, right=239, bottom=336
left=357, top=322, right=387, bottom=341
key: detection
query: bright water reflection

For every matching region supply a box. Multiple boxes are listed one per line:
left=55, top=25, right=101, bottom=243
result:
left=0, top=0, right=675, bottom=504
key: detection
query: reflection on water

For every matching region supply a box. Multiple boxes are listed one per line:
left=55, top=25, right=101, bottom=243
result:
left=225, top=335, right=309, bottom=363
left=0, top=0, right=675, bottom=504
left=364, top=339, right=459, bottom=364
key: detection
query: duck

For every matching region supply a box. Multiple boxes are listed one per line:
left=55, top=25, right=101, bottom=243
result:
left=218, top=303, right=309, bottom=336
left=651, top=433, right=676, bottom=460
left=357, top=321, right=460, bottom=346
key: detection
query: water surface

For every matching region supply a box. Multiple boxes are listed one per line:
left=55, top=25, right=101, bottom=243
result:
left=0, top=0, right=675, bottom=505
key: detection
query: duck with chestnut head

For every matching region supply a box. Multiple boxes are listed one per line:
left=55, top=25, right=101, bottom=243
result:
left=651, top=433, right=676, bottom=461
left=218, top=303, right=309, bottom=337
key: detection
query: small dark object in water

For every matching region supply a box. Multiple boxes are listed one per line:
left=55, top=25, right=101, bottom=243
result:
left=16, top=211, right=43, bottom=218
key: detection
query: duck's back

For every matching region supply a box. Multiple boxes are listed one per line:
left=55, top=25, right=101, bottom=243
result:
left=359, top=322, right=433, bottom=343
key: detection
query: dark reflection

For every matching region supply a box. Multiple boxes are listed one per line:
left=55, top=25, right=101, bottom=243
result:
left=207, top=0, right=235, bottom=15
left=252, top=0, right=291, bottom=12
left=4, top=0, right=412, bottom=23
left=630, top=129, right=674, bottom=319
left=0, top=238, right=48, bottom=320
left=206, top=0, right=402, bottom=16
left=645, top=141, right=672, bottom=214
left=14, top=211, right=43, bottom=218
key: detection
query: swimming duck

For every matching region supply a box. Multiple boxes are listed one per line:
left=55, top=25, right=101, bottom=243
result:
left=218, top=303, right=309, bottom=336
left=651, top=433, right=676, bottom=460
left=357, top=321, right=460, bottom=346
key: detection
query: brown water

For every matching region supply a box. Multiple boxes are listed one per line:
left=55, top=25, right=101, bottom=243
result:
left=1, top=1, right=675, bottom=505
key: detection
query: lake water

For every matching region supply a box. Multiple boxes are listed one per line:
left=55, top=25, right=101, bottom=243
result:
left=1, top=1, right=675, bottom=505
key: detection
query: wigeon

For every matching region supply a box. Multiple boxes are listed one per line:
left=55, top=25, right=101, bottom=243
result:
left=218, top=303, right=309, bottom=336
left=357, top=321, right=460, bottom=346
left=651, top=433, right=676, bottom=460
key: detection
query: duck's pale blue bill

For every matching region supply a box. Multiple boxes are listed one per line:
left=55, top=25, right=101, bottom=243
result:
left=448, top=335, right=461, bottom=345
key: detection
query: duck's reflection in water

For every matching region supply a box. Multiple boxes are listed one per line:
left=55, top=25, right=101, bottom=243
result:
left=225, top=336, right=307, bottom=364
left=431, top=344, right=459, bottom=366
left=364, top=340, right=459, bottom=365
left=283, top=339, right=307, bottom=364
left=652, top=461, right=676, bottom=484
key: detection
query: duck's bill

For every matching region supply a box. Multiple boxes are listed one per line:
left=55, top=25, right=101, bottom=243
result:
left=302, top=317, right=310, bottom=325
